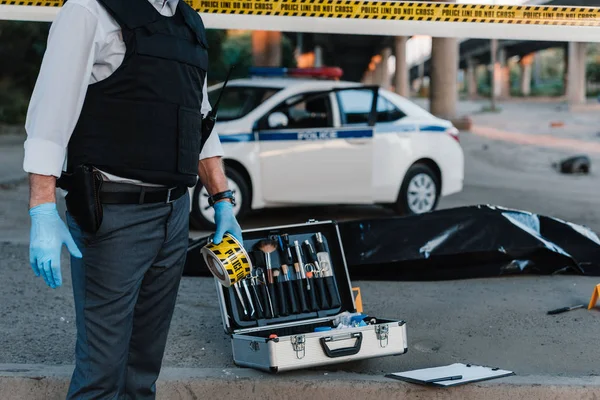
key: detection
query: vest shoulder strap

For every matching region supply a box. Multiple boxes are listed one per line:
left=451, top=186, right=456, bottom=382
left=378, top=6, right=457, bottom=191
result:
left=96, top=0, right=159, bottom=29
left=178, top=1, right=209, bottom=48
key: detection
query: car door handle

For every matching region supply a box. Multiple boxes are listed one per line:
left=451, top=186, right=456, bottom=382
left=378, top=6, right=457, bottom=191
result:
left=345, top=138, right=370, bottom=145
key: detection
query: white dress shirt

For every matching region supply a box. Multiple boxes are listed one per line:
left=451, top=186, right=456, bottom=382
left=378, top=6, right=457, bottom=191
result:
left=23, top=0, right=223, bottom=186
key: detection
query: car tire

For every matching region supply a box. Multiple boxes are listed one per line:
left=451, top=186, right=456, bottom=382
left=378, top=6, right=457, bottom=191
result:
left=190, top=167, right=250, bottom=231
left=394, top=163, right=440, bottom=216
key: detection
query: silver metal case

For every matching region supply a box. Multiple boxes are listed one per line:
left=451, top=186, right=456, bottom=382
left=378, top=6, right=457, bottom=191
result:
left=214, top=220, right=408, bottom=373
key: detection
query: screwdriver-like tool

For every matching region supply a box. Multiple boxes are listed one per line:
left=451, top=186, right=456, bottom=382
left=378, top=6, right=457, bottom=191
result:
left=233, top=282, right=248, bottom=317
left=303, top=240, right=330, bottom=310
left=547, top=304, right=585, bottom=315
left=241, top=278, right=255, bottom=317
left=294, top=240, right=309, bottom=290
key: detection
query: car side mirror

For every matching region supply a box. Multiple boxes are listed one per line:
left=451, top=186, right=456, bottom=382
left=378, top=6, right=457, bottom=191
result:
left=268, top=112, right=288, bottom=129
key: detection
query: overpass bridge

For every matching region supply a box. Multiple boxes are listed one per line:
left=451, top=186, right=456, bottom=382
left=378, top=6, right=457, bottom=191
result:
left=284, top=0, right=597, bottom=118
left=406, top=0, right=598, bottom=104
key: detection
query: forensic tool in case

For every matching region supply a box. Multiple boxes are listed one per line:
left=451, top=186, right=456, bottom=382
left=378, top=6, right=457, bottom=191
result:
left=303, top=240, right=330, bottom=310
left=212, top=220, right=408, bottom=372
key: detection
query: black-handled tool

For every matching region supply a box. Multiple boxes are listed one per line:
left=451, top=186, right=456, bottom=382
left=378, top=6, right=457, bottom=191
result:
left=232, top=283, right=248, bottom=319
left=303, top=240, right=330, bottom=309
left=251, top=281, right=264, bottom=320
left=313, top=274, right=330, bottom=310
left=307, top=280, right=319, bottom=311
left=293, top=241, right=309, bottom=286
left=276, top=237, right=300, bottom=314
left=294, top=278, right=310, bottom=313
left=315, top=232, right=327, bottom=253
left=290, top=241, right=310, bottom=313
left=241, top=279, right=256, bottom=318
left=273, top=270, right=289, bottom=316
left=314, top=233, right=334, bottom=279
left=324, top=276, right=341, bottom=309
left=302, top=240, right=320, bottom=311
left=547, top=304, right=585, bottom=315
left=303, top=240, right=319, bottom=266
left=256, top=268, right=273, bottom=319
left=280, top=265, right=299, bottom=314
left=256, top=241, right=278, bottom=318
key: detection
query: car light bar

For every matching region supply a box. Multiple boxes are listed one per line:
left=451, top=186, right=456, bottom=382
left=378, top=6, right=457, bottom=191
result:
left=249, top=67, right=343, bottom=79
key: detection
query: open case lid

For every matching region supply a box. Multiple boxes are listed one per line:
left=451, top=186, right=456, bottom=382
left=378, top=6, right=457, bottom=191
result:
left=215, top=220, right=357, bottom=334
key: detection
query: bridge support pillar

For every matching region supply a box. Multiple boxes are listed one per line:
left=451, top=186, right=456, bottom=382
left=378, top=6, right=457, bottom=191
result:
left=394, top=36, right=409, bottom=97
left=362, top=48, right=392, bottom=88
left=491, top=42, right=510, bottom=102
left=314, top=45, right=324, bottom=68
left=252, top=31, right=282, bottom=67
left=498, top=48, right=511, bottom=99
left=466, top=58, right=477, bottom=99
left=567, top=42, right=586, bottom=106
left=375, top=47, right=393, bottom=88
left=520, top=54, right=534, bottom=97
left=430, top=36, right=458, bottom=119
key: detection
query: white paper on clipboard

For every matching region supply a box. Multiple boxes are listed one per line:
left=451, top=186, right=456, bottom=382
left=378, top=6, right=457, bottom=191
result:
left=385, top=363, right=514, bottom=387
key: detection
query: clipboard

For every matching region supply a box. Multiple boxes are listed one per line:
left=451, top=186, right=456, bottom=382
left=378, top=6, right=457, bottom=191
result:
left=385, top=363, right=514, bottom=387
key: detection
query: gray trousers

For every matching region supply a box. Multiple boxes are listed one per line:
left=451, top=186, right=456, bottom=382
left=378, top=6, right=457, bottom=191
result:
left=65, top=193, right=189, bottom=400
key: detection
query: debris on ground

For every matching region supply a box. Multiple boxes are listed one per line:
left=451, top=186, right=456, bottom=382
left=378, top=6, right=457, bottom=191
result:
left=552, top=155, right=591, bottom=174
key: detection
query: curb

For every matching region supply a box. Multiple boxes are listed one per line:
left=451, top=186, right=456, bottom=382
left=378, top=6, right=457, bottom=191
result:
left=1, top=364, right=600, bottom=400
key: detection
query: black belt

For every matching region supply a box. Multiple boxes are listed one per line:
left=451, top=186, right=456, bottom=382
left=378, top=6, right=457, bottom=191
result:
left=99, top=182, right=188, bottom=205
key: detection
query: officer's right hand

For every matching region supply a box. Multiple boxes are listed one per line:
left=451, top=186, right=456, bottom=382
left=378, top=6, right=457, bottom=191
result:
left=29, top=202, right=82, bottom=289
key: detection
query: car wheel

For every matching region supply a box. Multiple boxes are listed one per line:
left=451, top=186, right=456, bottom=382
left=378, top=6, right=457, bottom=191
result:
left=190, top=168, right=250, bottom=230
left=395, top=163, right=440, bottom=216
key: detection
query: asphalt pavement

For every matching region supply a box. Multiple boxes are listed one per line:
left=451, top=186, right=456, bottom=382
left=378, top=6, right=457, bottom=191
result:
left=2, top=99, right=600, bottom=398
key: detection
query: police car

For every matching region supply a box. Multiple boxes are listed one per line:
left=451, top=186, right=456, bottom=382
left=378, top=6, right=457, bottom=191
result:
left=190, top=67, right=464, bottom=229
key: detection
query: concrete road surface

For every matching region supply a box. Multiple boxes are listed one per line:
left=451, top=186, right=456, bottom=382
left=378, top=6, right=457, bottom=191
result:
left=2, top=99, right=600, bottom=398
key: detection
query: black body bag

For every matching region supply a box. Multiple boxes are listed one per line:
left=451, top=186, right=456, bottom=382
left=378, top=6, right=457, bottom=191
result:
left=57, top=164, right=104, bottom=234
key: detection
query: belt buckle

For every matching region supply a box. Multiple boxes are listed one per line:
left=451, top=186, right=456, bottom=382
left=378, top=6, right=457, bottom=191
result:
left=166, top=187, right=175, bottom=203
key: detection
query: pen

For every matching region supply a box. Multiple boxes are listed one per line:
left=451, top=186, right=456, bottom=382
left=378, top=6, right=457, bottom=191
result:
left=427, top=375, right=463, bottom=383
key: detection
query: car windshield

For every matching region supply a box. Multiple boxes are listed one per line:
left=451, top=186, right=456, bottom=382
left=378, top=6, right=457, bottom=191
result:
left=208, top=86, right=281, bottom=121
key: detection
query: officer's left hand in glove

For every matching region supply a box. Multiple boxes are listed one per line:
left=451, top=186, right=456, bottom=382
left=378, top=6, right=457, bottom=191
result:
left=213, top=200, right=243, bottom=245
left=29, top=202, right=83, bottom=288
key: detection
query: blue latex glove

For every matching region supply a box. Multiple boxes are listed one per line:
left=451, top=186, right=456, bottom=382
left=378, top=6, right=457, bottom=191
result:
left=29, top=203, right=82, bottom=288
left=213, top=200, right=243, bottom=244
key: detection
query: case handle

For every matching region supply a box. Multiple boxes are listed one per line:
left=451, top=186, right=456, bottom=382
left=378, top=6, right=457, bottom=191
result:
left=319, top=332, right=363, bottom=358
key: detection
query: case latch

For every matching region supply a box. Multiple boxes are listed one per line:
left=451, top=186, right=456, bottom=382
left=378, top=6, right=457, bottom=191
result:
left=291, top=335, right=306, bottom=359
left=249, top=341, right=260, bottom=352
left=375, top=324, right=389, bottom=348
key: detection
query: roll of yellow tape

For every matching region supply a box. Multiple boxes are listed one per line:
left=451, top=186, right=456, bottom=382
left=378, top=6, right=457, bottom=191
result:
left=201, top=233, right=252, bottom=287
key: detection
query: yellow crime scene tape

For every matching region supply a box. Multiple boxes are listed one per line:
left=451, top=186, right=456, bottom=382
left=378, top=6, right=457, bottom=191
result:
left=2, top=0, right=600, bottom=26
left=201, top=233, right=252, bottom=287
left=194, top=0, right=600, bottom=26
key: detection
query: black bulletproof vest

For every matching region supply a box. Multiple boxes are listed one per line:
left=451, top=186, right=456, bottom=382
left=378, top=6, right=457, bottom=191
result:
left=67, top=0, right=209, bottom=187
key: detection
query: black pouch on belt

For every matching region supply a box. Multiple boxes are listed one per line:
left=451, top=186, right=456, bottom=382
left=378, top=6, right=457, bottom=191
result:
left=57, top=164, right=103, bottom=234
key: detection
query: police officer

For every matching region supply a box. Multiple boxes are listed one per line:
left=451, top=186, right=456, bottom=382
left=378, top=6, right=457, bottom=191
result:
left=24, top=0, right=242, bottom=398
